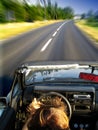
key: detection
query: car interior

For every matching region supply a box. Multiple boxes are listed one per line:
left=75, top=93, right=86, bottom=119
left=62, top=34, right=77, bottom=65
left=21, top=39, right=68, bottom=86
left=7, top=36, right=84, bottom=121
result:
left=0, top=64, right=98, bottom=130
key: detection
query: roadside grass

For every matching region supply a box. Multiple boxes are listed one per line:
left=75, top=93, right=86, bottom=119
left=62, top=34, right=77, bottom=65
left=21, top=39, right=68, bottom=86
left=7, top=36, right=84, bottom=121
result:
left=0, top=20, right=62, bottom=40
left=75, top=20, right=98, bottom=42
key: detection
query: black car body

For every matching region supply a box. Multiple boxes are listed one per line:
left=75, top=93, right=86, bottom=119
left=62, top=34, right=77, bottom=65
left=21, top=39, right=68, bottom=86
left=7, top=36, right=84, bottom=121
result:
left=0, top=61, right=98, bottom=130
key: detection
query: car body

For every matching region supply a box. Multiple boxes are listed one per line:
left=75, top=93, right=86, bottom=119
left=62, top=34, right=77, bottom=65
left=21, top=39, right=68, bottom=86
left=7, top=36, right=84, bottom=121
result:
left=0, top=61, right=98, bottom=130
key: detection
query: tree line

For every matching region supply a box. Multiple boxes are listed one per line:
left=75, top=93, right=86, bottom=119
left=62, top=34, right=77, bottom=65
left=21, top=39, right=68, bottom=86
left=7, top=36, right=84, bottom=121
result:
left=0, top=0, right=74, bottom=23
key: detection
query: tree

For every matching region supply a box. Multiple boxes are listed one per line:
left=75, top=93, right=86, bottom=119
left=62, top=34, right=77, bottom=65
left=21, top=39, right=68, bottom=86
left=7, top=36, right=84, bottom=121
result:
left=40, top=0, right=47, bottom=19
left=0, top=0, right=26, bottom=22
left=47, top=0, right=52, bottom=19
left=87, top=10, right=93, bottom=17
left=63, top=7, right=74, bottom=19
left=87, top=10, right=95, bottom=22
left=0, top=1, right=6, bottom=22
left=81, top=13, right=86, bottom=19
left=54, top=2, right=58, bottom=19
left=0, top=0, right=75, bottom=23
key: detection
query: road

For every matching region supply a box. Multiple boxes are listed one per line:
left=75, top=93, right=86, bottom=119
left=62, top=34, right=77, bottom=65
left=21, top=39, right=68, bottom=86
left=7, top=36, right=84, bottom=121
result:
left=0, top=20, right=98, bottom=95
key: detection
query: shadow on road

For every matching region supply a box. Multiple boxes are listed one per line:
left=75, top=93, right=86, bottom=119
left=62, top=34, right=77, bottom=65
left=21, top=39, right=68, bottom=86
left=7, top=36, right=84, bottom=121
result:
left=0, top=75, right=13, bottom=96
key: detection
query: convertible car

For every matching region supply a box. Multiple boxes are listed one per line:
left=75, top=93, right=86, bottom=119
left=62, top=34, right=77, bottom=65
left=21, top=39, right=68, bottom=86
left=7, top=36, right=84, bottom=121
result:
left=0, top=61, right=98, bottom=130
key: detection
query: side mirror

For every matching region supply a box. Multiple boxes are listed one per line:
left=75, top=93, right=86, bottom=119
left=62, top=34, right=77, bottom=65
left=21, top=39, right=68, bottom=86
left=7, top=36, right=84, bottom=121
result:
left=0, top=97, right=8, bottom=108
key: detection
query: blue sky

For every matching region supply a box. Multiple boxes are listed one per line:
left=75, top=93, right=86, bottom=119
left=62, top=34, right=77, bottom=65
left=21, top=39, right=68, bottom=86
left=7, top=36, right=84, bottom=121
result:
left=30, top=0, right=98, bottom=14
left=55, top=0, right=98, bottom=14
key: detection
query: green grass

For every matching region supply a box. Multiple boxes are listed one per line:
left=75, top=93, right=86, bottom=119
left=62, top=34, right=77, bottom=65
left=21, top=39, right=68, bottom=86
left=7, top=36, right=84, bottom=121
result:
left=86, top=20, right=98, bottom=27
left=0, top=20, right=62, bottom=40
left=75, top=20, right=98, bottom=42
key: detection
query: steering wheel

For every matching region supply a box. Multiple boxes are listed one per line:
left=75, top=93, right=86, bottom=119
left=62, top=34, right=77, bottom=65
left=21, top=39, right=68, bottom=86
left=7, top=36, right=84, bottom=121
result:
left=39, top=91, right=72, bottom=119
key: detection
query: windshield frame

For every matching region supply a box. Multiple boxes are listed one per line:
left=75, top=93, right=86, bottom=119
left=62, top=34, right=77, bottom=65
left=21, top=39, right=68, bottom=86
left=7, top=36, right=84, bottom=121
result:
left=21, top=62, right=98, bottom=86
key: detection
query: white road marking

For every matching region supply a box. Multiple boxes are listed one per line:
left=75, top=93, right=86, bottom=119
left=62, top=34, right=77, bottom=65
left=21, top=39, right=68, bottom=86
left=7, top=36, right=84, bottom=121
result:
left=57, top=27, right=60, bottom=31
left=57, top=22, right=66, bottom=31
left=40, top=21, right=69, bottom=52
left=52, top=31, right=57, bottom=37
left=41, top=38, right=52, bottom=52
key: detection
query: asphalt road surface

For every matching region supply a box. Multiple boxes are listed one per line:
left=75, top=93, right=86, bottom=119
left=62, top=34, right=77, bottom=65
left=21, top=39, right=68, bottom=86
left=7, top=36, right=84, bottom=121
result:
left=0, top=20, right=98, bottom=95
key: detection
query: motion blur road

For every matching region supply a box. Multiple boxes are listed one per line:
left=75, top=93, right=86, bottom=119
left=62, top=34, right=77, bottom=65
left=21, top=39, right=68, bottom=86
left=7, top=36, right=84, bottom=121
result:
left=0, top=20, right=98, bottom=93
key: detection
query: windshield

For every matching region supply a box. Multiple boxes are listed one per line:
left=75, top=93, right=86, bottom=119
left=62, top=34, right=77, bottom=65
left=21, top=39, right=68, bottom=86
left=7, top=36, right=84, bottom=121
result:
left=25, top=64, right=98, bottom=85
left=0, top=0, right=98, bottom=95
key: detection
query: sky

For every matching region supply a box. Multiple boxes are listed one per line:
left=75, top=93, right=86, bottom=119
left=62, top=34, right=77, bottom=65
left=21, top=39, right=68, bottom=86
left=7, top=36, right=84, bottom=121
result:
left=55, top=0, right=98, bottom=14
left=30, top=0, right=98, bottom=14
